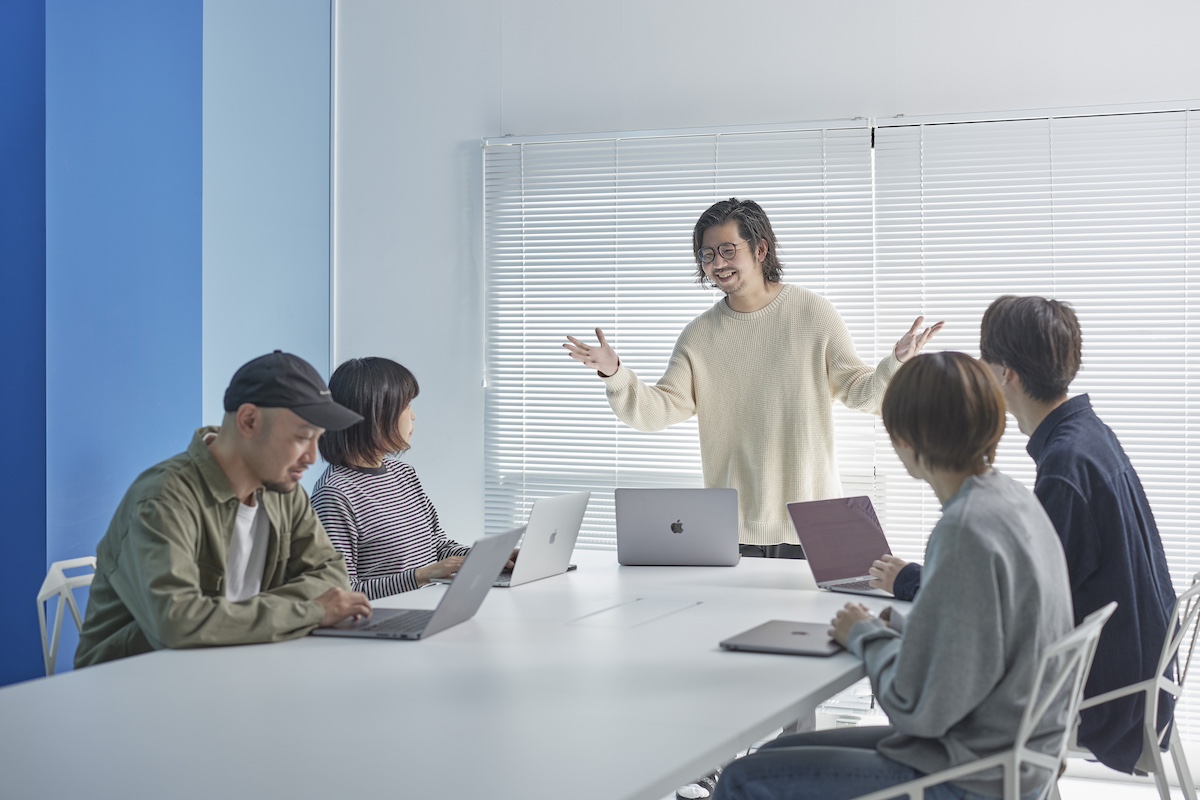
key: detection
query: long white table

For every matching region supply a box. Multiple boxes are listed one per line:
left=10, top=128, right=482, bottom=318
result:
left=0, top=551, right=898, bottom=800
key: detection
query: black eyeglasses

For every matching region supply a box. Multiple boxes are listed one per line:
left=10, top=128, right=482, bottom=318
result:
left=699, top=241, right=749, bottom=264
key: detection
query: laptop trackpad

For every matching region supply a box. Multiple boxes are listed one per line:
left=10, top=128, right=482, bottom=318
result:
left=568, top=597, right=700, bottom=628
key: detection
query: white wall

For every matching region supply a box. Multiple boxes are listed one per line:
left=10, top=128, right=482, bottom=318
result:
left=501, top=0, right=1200, bottom=135
left=332, top=0, right=501, bottom=541
left=331, top=0, right=1199, bottom=540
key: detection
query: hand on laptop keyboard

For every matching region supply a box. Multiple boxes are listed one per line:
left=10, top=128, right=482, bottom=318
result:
left=867, top=554, right=909, bottom=594
left=415, top=556, right=466, bottom=587
left=316, top=587, right=372, bottom=627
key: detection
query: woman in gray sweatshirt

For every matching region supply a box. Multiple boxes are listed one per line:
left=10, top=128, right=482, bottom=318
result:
left=715, top=352, right=1074, bottom=800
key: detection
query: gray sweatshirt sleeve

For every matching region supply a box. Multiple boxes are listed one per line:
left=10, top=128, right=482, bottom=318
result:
left=848, top=519, right=1007, bottom=739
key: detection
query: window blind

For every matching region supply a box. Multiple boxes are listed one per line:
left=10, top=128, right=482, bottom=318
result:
left=874, top=109, right=1200, bottom=569
left=483, top=125, right=877, bottom=547
left=874, top=108, right=1200, bottom=741
left=483, top=106, right=1200, bottom=741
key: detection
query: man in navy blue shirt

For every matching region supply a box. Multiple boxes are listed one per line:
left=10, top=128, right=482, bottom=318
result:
left=871, top=295, right=1177, bottom=774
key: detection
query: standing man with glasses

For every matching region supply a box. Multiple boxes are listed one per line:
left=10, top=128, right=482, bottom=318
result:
left=566, top=197, right=942, bottom=799
left=564, top=198, right=943, bottom=559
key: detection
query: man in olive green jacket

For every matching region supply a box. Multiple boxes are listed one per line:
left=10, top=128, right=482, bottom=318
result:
left=76, top=351, right=374, bottom=667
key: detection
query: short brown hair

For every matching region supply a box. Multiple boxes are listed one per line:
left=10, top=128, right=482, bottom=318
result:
left=882, top=352, right=1006, bottom=472
left=979, top=295, right=1081, bottom=404
left=692, top=198, right=783, bottom=287
left=318, top=357, right=419, bottom=467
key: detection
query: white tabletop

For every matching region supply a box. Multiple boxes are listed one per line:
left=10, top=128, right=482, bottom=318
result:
left=0, top=551, right=898, bottom=800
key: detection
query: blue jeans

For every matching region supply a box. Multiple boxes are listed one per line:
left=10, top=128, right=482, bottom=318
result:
left=713, top=727, right=1037, bottom=800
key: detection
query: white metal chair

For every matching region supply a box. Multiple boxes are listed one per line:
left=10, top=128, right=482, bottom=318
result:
left=1060, top=572, right=1200, bottom=800
left=846, top=602, right=1117, bottom=800
left=37, top=557, right=97, bottom=676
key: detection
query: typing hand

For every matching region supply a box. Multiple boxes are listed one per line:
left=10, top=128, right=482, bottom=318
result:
left=316, top=587, right=372, bottom=627
left=868, top=554, right=910, bottom=594
left=829, top=603, right=874, bottom=647
left=415, top=556, right=466, bottom=587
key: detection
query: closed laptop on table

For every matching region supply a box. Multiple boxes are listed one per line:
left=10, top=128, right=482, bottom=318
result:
left=615, top=488, right=739, bottom=566
left=311, top=526, right=523, bottom=640
left=787, top=496, right=892, bottom=598
left=719, top=620, right=843, bottom=657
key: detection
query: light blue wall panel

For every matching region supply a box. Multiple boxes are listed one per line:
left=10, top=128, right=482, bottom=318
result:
left=203, top=0, right=332, bottom=432
left=44, top=0, right=203, bottom=673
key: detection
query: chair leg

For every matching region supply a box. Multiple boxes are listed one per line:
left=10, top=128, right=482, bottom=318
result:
left=1142, top=724, right=1174, bottom=800
left=45, top=597, right=66, bottom=677
left=1153, top=765, right=1176, bottom=800
left=1170, top=726, right=1197, bottom=800
left=38, top=599, right=52, bottom=676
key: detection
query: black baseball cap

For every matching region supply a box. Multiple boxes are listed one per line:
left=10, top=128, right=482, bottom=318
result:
left=224, top=351, right=364, bottom=431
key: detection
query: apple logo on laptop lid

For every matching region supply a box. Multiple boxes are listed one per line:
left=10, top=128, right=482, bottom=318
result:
left=670, top=520, right=683, bottom=534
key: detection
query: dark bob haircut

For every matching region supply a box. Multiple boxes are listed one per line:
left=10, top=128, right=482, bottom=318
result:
left=318, top=357, right=419, bottom=468
left=979, top=295, right=1081, bottom=404
left=882, top=351, right=1006, bottom=473
left=691, top=198, right=783, bottom=287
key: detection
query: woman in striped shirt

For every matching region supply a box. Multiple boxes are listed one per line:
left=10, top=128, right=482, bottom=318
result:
left=311, top=357, right=482, bottom=599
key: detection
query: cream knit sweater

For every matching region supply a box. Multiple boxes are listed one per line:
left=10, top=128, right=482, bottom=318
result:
left=602, top=284, right=900, bottom=545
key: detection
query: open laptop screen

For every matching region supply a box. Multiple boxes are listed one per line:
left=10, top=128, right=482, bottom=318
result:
left=787, top=496, right=890, bottom=584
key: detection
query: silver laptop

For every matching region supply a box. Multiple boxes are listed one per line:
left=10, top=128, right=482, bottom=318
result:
left=432, top=492, right=591, bottom=587
left=310, top=526, right=523, bottom=640
left=787, top=496, right=892, bottom=597
left=498, top=491, right=590, bottom=586
left=615, top=488, right=740, bottom=566
left=719, top=620, right=843, bottom=657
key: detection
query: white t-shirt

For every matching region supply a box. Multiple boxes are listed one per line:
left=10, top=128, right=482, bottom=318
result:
left=226, top=498, right=269, bottom=602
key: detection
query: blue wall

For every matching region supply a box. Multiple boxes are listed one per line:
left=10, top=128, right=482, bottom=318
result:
left=43, top=0, right=203, bottom=674
left=0, top=0, right=49, bottom=687
left=0, top=0, right=332, bottom=686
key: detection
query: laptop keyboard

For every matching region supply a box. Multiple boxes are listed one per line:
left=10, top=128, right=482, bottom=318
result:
left=832, top=579, right=876, bottom=591
left=362, top=609, right=434, bottom=633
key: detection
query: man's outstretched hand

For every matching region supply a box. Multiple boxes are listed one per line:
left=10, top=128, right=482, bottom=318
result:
left=564, top=328, right=620, bottom=377
left=893, top=316, right=945, bottom=363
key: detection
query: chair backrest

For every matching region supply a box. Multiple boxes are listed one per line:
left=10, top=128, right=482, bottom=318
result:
left=844, top=603, right=1119, bottom=800
left=37, top=557, right=97, bottom=676
left=1148, top=571, right=1200, bottom=737
left=1014, top=602, right=1118, bottom=790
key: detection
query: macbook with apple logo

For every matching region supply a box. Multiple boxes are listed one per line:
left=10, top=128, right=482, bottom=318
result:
left=491, top=491, right=590, bottom=587
left=719, top=620, right=843, bottom=657
left=431, top=491, right=591, bottom=588
left=614, top=488, right=739, bottom=566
